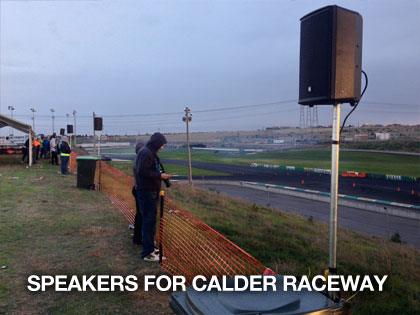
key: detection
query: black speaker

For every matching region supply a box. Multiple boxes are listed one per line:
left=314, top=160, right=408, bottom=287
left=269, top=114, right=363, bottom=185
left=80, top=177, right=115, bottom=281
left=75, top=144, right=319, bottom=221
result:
left=67, top=124, right=73, bottom=134
left=94, top=117, right=103, bottom=131
left=60, top=128, right=65, bottom=136
left=299, top=5, right=363, bottom=106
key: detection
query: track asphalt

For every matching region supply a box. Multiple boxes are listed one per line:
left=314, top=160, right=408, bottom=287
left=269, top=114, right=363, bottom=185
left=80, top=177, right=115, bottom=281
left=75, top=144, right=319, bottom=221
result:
left=108, top=154, right=419, bottom=205
left=160, top=159, right=419, bottom=205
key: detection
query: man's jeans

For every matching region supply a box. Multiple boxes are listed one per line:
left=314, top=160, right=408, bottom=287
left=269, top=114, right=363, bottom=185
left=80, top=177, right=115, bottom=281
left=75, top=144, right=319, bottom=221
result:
left=61, top=156, right=69, bottom=174
left=135, top=190, right=159, bottom=258
left=132, top=186, right=142, bottom=245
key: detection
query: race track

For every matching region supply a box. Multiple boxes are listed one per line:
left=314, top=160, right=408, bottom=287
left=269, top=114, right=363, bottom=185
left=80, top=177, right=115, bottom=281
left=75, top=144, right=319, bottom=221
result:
left=161, top=159, right=420, bottom=205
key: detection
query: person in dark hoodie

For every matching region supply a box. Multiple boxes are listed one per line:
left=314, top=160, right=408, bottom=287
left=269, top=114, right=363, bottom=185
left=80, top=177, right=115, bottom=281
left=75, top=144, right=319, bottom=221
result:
left=133, top=133, right=172, bottom=262
left=132, top=142, right=144, bottom=246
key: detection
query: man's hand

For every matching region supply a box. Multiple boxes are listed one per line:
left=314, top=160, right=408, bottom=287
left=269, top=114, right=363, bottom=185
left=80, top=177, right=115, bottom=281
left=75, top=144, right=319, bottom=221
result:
left=160, top=173, right=172, bottom=180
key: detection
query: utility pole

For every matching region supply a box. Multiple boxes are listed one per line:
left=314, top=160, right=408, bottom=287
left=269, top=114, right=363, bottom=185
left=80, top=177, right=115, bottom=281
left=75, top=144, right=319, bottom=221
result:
left=93, top=112, right=96, bottom=156
left=50, top=108, right=55, bottom=134
left=73, top=110, right=77, bottom=145
left=182, top=107, right=193, bottom=185
left=8, top=106, right=15, bottom=139
left=30, top=108, right=36, bottom=131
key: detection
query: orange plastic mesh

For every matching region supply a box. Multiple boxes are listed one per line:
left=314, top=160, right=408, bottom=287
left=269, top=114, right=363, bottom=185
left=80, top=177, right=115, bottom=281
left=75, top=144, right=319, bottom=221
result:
left=70, top=152, right=77, bottom=172
left=100, top=161, right=136, bottom=225
left=159, top=198, right=267, bottom=283
left=99, top=161, right=267, bottom=282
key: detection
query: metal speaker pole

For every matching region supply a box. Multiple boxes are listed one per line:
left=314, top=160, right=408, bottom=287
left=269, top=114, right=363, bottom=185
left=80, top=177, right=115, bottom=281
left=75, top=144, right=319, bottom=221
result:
left=329, top=103, right=341, bottom=300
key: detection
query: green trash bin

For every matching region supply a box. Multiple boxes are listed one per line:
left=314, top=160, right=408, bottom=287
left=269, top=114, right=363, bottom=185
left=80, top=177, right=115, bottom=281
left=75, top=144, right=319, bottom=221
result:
left=76, top=156, right=99, bottom=189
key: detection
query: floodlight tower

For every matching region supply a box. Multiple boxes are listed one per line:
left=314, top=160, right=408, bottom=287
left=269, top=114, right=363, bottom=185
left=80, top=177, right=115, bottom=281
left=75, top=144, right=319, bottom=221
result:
left=50, top=108, right=55, bottom=134
left=73, top=110, right=77, bottom=145
left=182, top=107, right=193, bottom=185
left=30, top=108, right=36, bottom=131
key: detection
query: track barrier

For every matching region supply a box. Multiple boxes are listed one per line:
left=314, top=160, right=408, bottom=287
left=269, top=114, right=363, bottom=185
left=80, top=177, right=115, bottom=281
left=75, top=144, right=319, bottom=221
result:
left=250, top=163, right=418, bottom=182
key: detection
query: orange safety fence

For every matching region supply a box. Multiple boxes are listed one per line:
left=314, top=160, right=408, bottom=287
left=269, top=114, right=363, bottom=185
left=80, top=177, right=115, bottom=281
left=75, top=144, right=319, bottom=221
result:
left=70, top=152, right=78, bottom=172
left=100, top=161, right=136, bottom=225
left=90, top=160, right=268, bottom=283
left=159, top=197, right=267, bottom=283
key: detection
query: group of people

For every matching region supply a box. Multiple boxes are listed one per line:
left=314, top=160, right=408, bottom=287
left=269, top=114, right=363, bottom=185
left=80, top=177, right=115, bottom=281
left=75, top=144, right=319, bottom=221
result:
left=132, top=132, right=173, bottom=262
left=22, top=133, right=71, bottom=174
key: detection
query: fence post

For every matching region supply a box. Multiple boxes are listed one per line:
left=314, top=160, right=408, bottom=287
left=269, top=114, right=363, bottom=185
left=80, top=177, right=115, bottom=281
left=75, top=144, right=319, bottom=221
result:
left=159, top=190, right=165, bottom=263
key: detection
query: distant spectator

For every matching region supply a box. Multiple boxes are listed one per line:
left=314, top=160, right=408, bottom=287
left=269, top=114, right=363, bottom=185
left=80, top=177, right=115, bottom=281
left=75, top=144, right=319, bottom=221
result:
left=50, top=134, right=58, bottom=165
left=34, top=138, right=41, bottom=160
left=21, top=138, right=30, bottom=163
left=59, top=136, right=71, bottom=175
left=40, top=136, right=44, bottom=160
left=43, top=136, right=50, bottom=159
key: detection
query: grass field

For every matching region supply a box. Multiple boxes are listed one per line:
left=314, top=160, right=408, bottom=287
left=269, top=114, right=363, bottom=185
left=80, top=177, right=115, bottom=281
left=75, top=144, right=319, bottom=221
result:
left=160, top=149, right=420, bottom=177
left=100, top=147, right=420, bottom=177
left=2, top=154, right=420, bottom=314
left=0, top=155, right=172, bottom=314
left=108, top=161, right=228, bottom=177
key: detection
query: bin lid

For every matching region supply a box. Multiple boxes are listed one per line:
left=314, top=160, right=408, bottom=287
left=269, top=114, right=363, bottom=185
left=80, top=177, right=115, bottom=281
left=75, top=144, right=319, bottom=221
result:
left=76, top=156, right=100, bottom=160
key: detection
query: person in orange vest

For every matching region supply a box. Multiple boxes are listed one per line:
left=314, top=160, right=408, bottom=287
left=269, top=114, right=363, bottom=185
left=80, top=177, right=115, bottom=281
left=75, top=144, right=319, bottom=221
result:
left=33, top=138, right=41, bottom=161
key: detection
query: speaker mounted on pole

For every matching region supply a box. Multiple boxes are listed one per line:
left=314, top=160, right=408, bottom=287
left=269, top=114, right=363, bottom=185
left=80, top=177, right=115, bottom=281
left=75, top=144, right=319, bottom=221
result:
left=299, top=5, right=363, bottom=106
left=94, top=117, right=103, bottom=131
left=67, top=124, right=73, bottom=134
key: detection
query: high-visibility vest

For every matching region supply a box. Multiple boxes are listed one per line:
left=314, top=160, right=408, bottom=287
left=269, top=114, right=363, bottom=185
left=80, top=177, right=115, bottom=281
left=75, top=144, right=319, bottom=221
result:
left=60, top=153, right=70, bottom=157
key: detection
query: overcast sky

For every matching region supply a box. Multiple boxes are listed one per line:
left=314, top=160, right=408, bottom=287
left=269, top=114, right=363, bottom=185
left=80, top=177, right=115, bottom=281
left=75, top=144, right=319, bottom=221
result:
left=1, top=0, right=419, bottom=135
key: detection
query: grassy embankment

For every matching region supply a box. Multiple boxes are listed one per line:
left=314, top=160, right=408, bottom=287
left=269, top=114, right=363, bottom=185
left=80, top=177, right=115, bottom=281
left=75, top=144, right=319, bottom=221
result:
left=2, top=154, right=419, bottom=314
left=165, top=183, right=420, bottom=314
left=0, top=155, right=172, bottom=314
left=109, top=161, right=420, bottom=314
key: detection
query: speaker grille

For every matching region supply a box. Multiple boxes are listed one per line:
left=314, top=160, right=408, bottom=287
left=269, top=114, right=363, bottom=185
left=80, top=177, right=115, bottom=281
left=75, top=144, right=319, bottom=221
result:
left=299, top=7, right=333, bottom=105
left=94, top=117, right=103, bottom=131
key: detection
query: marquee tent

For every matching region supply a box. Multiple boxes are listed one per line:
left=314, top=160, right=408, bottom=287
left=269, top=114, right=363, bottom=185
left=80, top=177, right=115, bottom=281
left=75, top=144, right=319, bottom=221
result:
left=0, top=114, right=34, bottom=166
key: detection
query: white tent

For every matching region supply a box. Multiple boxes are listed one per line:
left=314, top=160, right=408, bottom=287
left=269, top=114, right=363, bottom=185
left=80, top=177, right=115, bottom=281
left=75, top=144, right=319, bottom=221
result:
left=0, top=114, right=35, bottom=166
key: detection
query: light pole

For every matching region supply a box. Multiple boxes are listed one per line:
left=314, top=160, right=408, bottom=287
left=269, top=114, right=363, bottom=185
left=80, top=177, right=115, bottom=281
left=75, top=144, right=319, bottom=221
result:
left=8, top=106, right=15, bottom=138
left=66, top=113, right=70, bottom=124
left=73, top=110, right=77, bottom=145
left=30, top=108, right=36, bottom=131
left=182, top=107, right=193, bottom=185
left=50, top=108, right=55, bottom=134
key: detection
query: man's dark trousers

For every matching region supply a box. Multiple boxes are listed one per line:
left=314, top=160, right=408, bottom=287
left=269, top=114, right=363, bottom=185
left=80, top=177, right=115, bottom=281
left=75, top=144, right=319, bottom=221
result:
left=135, top=190, right=158, bottom=258
left=132, top=186, right=142, bottom=245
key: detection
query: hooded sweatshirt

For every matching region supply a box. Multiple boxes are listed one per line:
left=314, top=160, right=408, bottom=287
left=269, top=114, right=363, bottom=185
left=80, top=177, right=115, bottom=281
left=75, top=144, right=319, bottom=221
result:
left=134, top=132, right=167, bottom=192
